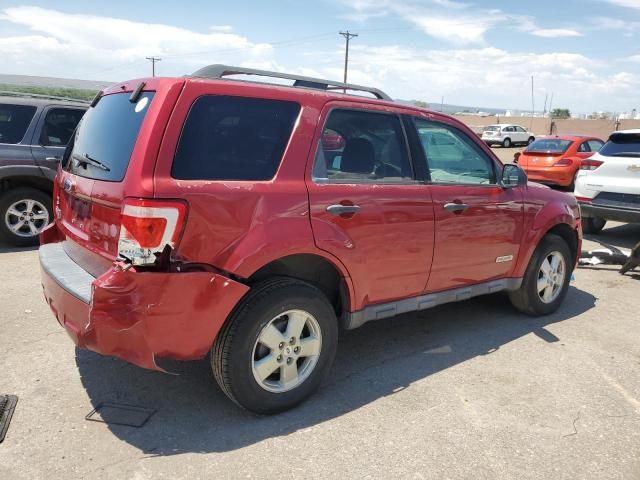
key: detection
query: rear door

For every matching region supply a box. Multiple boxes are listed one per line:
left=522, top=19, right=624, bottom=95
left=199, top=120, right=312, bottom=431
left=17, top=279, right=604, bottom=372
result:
left=306, top=102, right=435, bottom=309
left=407, top=115, right=524, bottom=291
left=30, top=106, right=86, bottom=180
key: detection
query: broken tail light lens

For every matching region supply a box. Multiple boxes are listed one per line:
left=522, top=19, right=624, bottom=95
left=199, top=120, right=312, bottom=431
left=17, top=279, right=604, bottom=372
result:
left=118, top=198, right=187, bottom=266
left=580, top=159, right=604, bottom=170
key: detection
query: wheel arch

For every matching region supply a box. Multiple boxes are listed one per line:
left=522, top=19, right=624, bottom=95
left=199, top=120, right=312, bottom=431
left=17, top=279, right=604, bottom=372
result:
left=247, top=253, right=353, bottom=321
left=0, top=173, right=53, bottom=196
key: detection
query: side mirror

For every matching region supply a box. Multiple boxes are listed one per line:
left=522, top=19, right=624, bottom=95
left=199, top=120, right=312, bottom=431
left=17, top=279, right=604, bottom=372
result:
left=501, top=164, right=527, bottom=188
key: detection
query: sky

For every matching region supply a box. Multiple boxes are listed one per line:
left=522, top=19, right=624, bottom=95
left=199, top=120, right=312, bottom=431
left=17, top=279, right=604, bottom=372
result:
left=0, top=0, right=639, bottom=113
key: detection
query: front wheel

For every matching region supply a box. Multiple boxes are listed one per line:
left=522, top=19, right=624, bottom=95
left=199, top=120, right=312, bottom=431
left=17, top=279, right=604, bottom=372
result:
left=582, top=217, right=606, bottom=234
left=503, top=138, right=512, bottom=148
left=509, top=234, right=572, bottom=316
left=211, top=277, right=338, bottom=414
left=528, top=136, right=535, bottom=145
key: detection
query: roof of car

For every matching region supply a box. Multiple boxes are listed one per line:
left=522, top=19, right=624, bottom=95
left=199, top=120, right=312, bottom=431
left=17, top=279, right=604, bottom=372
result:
left=0, top=94, right=89, bottom=108
left=536, top=134, right=602, bottom=141
left=613, top=129, right=640, bottom=135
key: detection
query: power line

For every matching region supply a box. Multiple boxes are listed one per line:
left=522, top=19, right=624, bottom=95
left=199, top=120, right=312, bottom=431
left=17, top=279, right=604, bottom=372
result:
left=339, top=30, right=358, bottom=87
left=145, top=56, right=161, bottom=77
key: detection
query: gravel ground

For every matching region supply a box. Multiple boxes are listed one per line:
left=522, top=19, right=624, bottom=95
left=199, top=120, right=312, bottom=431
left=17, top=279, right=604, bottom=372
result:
left=0, top=222, right=639, bottom=480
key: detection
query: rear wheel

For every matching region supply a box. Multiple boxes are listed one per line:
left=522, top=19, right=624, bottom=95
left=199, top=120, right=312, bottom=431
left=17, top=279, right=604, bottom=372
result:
left=503, top=138, right=512, bottom=148
left=582, top=217, right=606, bottom=234
left=0, top=187, right=52, bottom=247
left=211, top=277, right=338, bottom=414
left=509, top=234, right=572, bottom=316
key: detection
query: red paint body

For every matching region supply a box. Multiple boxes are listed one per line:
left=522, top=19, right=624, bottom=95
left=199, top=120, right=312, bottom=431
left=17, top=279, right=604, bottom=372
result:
left=517, top=135, right=604, bottom=187
left=40, top=75, right=582, bottom=370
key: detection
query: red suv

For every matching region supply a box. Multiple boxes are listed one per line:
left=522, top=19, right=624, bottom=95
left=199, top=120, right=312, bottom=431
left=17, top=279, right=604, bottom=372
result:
left=39, top=65, right=582, bottom=414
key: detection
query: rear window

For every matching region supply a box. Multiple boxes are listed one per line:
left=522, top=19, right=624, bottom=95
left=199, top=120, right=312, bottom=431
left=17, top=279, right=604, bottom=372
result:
left=525, top=138, right=572, bottom=153
left=599, top=133, right=640, bottom=157
left=484, top=126, right=500, bottom=132
left=0, top=104, right=37, bottom=144
left=172, top=96, right=300, bottom=181
left=65, top=92, right=154, bottom=181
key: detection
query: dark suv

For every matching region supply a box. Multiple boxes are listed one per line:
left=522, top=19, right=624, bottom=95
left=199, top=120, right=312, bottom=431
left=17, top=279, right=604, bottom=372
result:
left=39, top=66, right=581, bottom=414
left=0, top=95, right=87, bottom=246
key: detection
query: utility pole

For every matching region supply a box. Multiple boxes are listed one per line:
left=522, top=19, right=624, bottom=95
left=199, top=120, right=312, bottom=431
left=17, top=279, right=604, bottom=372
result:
left=339, top=31, right=358, bottom=87
left=145, top=56, right=161, bottom=77
left=530, top=75, right=535, bottom=130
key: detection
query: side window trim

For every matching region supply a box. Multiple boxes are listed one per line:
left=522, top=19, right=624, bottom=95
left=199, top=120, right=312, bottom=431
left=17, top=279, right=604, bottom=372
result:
left=311, top=106, right=419, bottom=185
left=409, top=115, right=500, bottom=186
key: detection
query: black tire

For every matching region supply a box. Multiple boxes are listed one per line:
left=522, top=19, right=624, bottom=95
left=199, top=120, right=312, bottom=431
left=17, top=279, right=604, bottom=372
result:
left=582, top=217, right=606, bottom=234
left=212, top=277, right=338, bottom=414
left=503, top=138, right=512, bottom=148
left=509, top=234, right=572, bottom=316
left=528, top=136, right=535, bottom=145
left=0, top=187, right=52, bottom=247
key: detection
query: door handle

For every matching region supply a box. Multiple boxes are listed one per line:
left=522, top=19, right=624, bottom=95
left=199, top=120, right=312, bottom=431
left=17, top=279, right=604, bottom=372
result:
left=444, top=202, right=468, bottom=213
left=326, top=204, right=361, bottom=216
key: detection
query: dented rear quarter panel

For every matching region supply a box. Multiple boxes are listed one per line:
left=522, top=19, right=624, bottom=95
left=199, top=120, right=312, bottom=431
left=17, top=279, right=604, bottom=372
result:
left=152, top=80, right=355, bottom=292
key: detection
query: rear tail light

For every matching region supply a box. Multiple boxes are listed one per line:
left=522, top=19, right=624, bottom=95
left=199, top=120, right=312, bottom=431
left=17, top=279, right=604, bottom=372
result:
left=580, top=159, right=603, bottom=171
left=118, top=198, right=187, bottom=266
left=553, top=158, right=573, bottom=167
left=575, top=196, right=592, bottom=203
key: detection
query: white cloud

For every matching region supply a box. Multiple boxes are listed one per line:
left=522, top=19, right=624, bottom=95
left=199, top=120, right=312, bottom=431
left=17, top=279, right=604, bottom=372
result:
left=303, top=43, right=635, bottom=112
left=0, top=6, right=273, bottom=80
left=604, top=0, right=640, bottom=8
left=529, top=28, right=583, bottom=38
left=339, top=0, right=588, bottom=44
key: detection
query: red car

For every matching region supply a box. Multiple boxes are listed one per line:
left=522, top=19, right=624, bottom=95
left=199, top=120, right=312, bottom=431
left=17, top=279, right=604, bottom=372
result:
left=515, top=135, right=604, bottom=189
left=39, top=65, right=582, bottom=413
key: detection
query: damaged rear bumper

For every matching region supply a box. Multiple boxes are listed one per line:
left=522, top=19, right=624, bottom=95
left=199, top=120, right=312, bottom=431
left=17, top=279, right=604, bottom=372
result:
left=39, top=242, right=249, bottom=371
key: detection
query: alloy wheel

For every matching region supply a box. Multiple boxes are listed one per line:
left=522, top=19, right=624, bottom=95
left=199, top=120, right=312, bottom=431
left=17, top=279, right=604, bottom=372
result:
left=4, top=199, right=50, bottom=238
left=252, top=309, right=322, bottom=393
left=537, top=251, right=566, bottom=303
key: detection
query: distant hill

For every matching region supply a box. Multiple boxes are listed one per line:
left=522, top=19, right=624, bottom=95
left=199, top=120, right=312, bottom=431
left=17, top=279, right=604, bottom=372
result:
left=397, top=99, right=507, bottom=116
left=0, top=74, right=112, bottom=90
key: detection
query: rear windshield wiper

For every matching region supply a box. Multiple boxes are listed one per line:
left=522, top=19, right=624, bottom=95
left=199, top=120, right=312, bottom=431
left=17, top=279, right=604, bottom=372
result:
left=609, top=152, right=640, bottom=157
left=73, top=153, right=111, bottom=171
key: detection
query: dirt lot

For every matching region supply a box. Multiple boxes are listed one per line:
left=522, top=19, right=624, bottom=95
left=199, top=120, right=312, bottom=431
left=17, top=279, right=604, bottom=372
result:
left=1, top=223, right=639, bottom=480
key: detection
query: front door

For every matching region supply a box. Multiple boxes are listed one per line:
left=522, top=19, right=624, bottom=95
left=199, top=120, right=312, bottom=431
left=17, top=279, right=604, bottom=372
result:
left=306, top=103, right=435, bottom=311
left=408, top=115, right=524, bottom=292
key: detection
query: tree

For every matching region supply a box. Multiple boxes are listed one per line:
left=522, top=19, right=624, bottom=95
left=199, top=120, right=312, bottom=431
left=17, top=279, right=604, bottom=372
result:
left=414, top=100, right=429, bottom=108
left=550, top=108, right=571, bottom=119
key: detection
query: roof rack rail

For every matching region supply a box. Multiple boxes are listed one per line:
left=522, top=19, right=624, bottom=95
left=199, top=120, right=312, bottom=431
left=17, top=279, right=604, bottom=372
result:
left=0, top=90, right=91, bottom=104
left=190, top=64, right=392, bottom=101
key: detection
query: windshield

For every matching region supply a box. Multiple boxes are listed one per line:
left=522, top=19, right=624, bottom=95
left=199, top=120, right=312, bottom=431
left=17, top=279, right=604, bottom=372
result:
left=525, top=138, right=572, bottom=153
left=484, top=126, right=500, bottom=132
left=65, top=92, right=154, bottom=181
left=599, top=133, right=640, bottom=157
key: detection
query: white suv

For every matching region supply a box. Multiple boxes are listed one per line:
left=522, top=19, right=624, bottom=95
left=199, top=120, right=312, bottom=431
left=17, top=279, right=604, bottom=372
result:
left=481, top=124, right=535, bottom=148
left=575, top=129, right=640, bottom=233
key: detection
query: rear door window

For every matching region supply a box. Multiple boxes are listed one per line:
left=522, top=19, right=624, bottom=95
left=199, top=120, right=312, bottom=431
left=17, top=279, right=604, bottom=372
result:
left=0, top=104, right=37, bottom=144
left=587, top=140, right=604, bottom=152
left=312, top=109, right=413, bottom=183
left=40, top=108, right=84, bottom=146
left=66, top=92, right=154, bottom=181
left=172, top=96, right=300, bottom=181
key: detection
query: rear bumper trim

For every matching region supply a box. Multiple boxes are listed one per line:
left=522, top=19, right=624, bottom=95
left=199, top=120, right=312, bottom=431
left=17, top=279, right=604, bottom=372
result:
left=39, top=243, right=94, bottom=304
left=579, top=203, right=640, bottom=223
